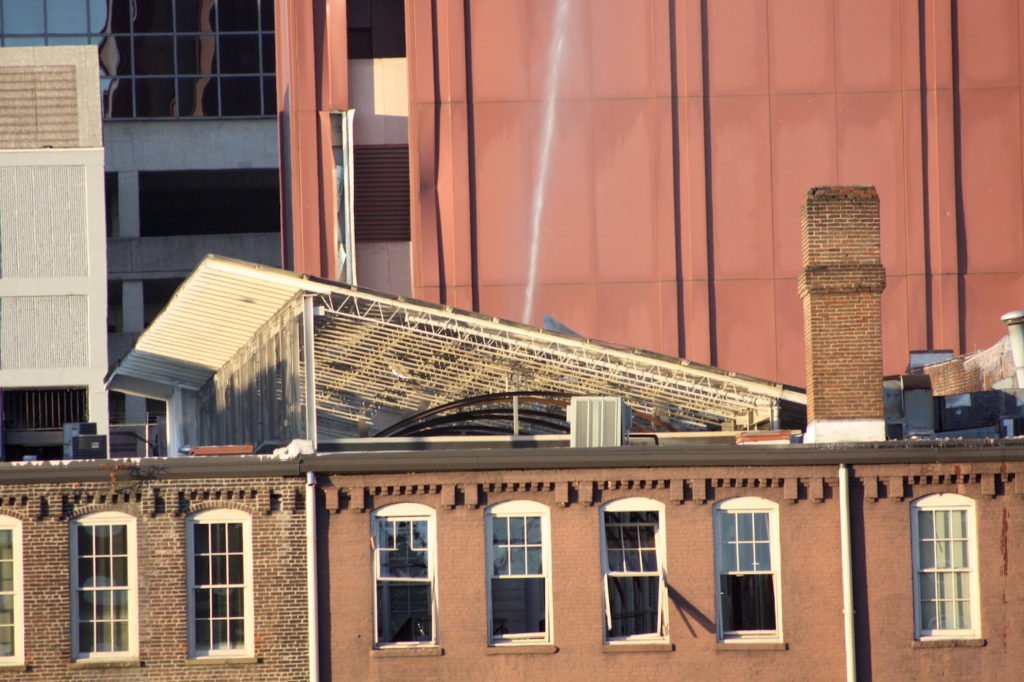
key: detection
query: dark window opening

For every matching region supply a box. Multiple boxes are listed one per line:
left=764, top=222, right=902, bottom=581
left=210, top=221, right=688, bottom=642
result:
left=1, top=388, right=87, bottom=430
left=138, top=170, right=280, bottom=237
left=720, top=574, right=776, bottom=632
left=347, top=0, right=404, bottom=58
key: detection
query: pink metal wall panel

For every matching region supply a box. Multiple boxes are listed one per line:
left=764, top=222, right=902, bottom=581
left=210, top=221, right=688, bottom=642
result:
left=278, top=0, right=1024, bottom=387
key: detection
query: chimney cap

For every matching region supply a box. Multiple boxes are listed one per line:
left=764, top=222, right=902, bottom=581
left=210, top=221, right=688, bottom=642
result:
left=1001, top=310, right=1024, bottom=326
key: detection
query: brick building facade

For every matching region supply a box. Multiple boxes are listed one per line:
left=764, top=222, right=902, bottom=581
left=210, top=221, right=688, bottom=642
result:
left=0, top=458, right=309, bottom=681
left=315, top=447, right=1024, bottom=681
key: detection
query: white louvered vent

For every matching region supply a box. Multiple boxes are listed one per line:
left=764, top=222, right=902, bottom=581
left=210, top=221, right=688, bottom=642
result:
left=567, top=397, right=631, bottom=448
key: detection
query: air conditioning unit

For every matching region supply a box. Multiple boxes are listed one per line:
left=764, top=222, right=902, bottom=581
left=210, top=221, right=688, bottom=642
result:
left=567, top=397, right=631, bottom=448
left=63, top=422, right=97, bottom=459
left=70, top=435, right=108, bottom=459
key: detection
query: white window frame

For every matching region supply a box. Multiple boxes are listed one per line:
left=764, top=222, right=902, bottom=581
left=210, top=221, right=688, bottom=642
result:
left=70, top=511, right=139, bottom=661
left=485, top=500, right=552, bottom=646
left=372, top=503, right=438, bottom=648
left=713, top=497, right=783, bottom=643
left=0, top=517, right=23, bottom=666
left=911, top=493, right=981, bottom=640
left=600, top=497, right=668, bottom=644
left=186, top=509, right=255, bottom=659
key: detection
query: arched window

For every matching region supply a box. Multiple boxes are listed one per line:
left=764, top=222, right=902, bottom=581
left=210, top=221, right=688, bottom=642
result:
left=372, top=503, right=437, bottom=647
left=186, top=509, right=254, bottom=658
left=599, top=497, right=667, bottom=643
left=0, top=516, right=23, bottom=664
left=486, top=501, right=551, bottom=645
left=713, top=497, right=782, bottom=642
left=911, top=493, right=981, bottom=639
left=70, top=511, right=138, bottom=660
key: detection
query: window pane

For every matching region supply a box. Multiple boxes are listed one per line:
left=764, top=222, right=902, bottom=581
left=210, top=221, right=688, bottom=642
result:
left=229, top=554, right=243, bottom=584
left=607, top=551, right=623, bottom=572
left=78, top=526, right=94, bottom=555
left=509, top=517, right=524, bottom=545
left=640, top=548, right=657, bottom=572
left=919, top=573, right=935, bottom=601
left=952, top=540, right=968, bottom=569
left=722, top=543, right=737, bottom=573
left=78, top=621, right=94, bottom=653
left=94, top=526, right=110, bottom=555
left=950, top=510, right=966, bottom=539
left=738, top=543, right=754, bottom=572
left=211, top=587, right=227, bottom=617
left=956, top=599, right=970, bottom=629
left=526, top=517, right=541, bottom=544
left=0, top=531, right=11, bottom=561
left=218, top=34, right=260, bottom=73
left=411, top=521, right=428, bottom=550
left=721, top=574, right=776, bottom=632
left=607, top=576, right=659, bottom=638
left=94, top=557, right=111, bottom=587
left=492, top=547, right=508, bottom=576
left=113, top=590, right=128, bottom=620
left=195, top=618, right=210, bottom=650
left=510, top=547, right=525, bottom=575
left=754, top=542, right=771, bottom=571
left=1, top=0, right=44, bottom=33
left=97, top=620, right=112, bottom=652
left=194, top=555, right=209, bottom=586
left=112, top=556, right=128, bottom=587
left=491, top=577, right=546, bottom=637
left=378, top=582, right=432, bottom=643
left=218, top=1, right=259, bottom=31
left=96, top=590, right=111, bottom=620
left=753, top=513, right=769, bottom=541
left=211, top=524, right=226, bottom=552
left=738, top=514, right=753, bottom=541
left=918, top=540, right=935, bottom=569
left=721, top=515, right=736, bottom=544
left=918, top=510, right=934, bottom=540
left=228, top=523, right=243, bottom=552
left=220, top=76, right=261, bottom=115
left=46, top=0, right=89, bottom=33
left=604, top=524, right=622, bottom=549
left=934, top=540, right=950, bottom=569
left=526, top=546, right=542, bottom=575
left=212, top=619, right=227, bottom=649
left=228, top=619, right=245, bottom=648
left=89, top=0, right=108, bottom=32
left=194, top=587, right=210, bottom=618
left=228, top=587, right=244, bottom=617
left=956, top=571, right=971, bottom=601
left=492, top=517, right=507, bottom=545
left=934, top=510, right=949, bottom=538
left=112, top=621, right=128, bottom=651
left=0, top=595, right=12, bottom=625
left=0, top=624, right=13, bottom=657
left=212, top=555, right=227, bottom=585
left=111, top=525, right=127, bottom=555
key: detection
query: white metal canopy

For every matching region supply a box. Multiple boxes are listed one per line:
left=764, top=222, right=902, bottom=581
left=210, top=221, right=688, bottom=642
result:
left=107, top=256, right=805, bottom=432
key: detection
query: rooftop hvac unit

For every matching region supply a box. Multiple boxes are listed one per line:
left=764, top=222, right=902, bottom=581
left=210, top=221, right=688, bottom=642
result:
left=69, top=435, right=107, bottom=460
left=62, top=422, right=97, bottom=459
left=567, top=397, right=631, bottom=448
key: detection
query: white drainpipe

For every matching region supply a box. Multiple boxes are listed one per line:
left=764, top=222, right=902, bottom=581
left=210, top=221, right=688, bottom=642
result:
left=839, top=464, right=856, bottom=682
left=306, top=471, right=320, bottom=681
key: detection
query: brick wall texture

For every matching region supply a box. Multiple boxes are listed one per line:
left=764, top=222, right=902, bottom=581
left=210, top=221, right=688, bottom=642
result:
left=0, top=474, right=308, bottom=681
left=798, top=186, right=886, bottom=423
left=924, top=336, right=1015, bottom=396
left=323, top=463, right=1024, bottom=681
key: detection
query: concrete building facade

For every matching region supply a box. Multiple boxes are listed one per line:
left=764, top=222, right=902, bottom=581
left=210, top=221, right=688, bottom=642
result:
left=0, top=46, right=109, bottom=458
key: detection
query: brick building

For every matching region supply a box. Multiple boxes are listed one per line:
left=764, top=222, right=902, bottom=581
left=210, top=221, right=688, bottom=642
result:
left=313, top=445, right=1024, bottom=681
left=0, top=456, right=310, bottom=680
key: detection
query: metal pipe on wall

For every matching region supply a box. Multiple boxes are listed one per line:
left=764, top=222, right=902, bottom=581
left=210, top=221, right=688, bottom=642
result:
left=839, top=464, right=857, bottom=682
left=306, top=470, right=320, bottom=681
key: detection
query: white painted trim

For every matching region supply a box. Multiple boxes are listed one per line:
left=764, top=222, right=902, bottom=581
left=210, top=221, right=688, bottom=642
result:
left=485, top=501, right=552, bottom=646
left=713, top=497, right=784, bottom=643
left=372, top=503, right=438, bottom=648
left=0, top=517, right=24, bottom=666
left=804, top=419, right=886, bottom=443
left=185, top=509, right=255, bottom=659
left=910, top=494, right=982, bottom=640
left=70, top=511, right=139, bottom=661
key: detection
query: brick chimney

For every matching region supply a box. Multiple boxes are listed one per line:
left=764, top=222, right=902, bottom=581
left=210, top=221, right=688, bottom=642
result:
left=798, top=186, right=886, bottom=443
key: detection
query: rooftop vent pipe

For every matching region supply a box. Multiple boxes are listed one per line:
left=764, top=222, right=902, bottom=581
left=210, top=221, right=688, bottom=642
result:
left=1001, top=310, right=1024, bottom=390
